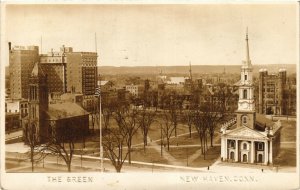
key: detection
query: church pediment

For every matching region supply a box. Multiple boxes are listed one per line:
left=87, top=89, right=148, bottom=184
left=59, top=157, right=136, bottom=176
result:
left=225, top=126, right=267, bottom=139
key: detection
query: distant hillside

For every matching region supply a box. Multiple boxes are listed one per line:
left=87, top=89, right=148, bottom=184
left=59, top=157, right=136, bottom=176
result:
left=98, top=64, right=296, bottom=76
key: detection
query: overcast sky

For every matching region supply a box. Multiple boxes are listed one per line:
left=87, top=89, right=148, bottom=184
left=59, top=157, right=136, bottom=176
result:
left=4, top=3, right=298, bottom=66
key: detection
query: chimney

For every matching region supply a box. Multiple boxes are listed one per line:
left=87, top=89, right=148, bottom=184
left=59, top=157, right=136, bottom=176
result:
left=8, top=42, right=11, bottom=51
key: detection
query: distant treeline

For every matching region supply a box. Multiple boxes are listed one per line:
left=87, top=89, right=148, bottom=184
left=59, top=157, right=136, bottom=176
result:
left=97, top=64, right=296, bottom=76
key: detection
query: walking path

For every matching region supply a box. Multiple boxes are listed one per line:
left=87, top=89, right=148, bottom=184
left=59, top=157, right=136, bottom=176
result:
left=5, top=130, right=23, bottom=141
left=147, top=136, right=182, bottom=165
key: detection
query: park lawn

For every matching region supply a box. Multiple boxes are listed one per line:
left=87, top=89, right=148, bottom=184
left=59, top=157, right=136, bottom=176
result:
left=129, top=147, right=169, bottom=164
left=188, top=146, right=221, bottom=168
left=273, top=147, right=296, bottom=167
left=168, top=146, right=200, bottom=161
left=148, top=122, right=192, bottom=142
left=279, top=120, right=296, bottom=142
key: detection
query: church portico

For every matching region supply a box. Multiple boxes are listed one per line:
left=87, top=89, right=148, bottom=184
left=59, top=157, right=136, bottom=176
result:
left=223, top=135, right=270, bottom=164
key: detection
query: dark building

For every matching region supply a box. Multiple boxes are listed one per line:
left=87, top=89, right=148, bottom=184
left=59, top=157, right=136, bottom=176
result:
left=258, top=69, right=287, bottom=115
left=41, top=46, right=98, bottom=96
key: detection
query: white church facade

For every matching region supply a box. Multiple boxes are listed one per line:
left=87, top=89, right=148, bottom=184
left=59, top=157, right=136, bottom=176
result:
left=220, top=31, right=281, bottom=165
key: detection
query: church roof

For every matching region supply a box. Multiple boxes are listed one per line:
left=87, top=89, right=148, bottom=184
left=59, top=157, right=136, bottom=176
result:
left=223, top=125, right=269, bottom=140
left=255, top=114, right=274, bottom=129
left=46, top=102, right=88, bottom=120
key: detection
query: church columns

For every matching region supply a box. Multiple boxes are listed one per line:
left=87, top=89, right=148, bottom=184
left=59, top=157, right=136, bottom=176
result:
left=235, top=139, right=238, bottom=162
left=269, top=140, right=273, bottom=164
left=221, top=137, right=225, bottom=159
left=264, top=141, right=269, bottom=165
left=251, top=140, right=255, bottom=163
left=224, top=138, right=228, bottom=160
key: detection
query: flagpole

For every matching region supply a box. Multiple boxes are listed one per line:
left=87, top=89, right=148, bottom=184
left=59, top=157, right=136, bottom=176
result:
left=99, top=83, right=103, bottom=172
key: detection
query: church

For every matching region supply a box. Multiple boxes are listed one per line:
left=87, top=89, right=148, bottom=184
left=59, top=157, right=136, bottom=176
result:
left=220, top=31, right=281, bottom=165
left=22, top=62, right=89, bottom=144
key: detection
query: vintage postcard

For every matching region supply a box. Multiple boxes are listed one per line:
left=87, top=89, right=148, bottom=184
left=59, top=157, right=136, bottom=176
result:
left=1, top=1, right=299, bottom=190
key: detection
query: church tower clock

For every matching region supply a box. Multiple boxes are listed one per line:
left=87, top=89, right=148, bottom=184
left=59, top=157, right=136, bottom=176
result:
left=236, top=29, right=256, bottom=129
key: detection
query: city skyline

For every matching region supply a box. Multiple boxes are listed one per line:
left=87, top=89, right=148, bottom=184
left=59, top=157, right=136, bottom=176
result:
left=3, top=3, right=298, bottom=67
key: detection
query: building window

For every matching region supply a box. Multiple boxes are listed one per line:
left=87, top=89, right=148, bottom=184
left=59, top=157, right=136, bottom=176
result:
left=243, top=143, right=247, bottom=150
left=244, top=75, right=247, bottom=81
left=242, top=116, right=247, bottom=124
left=258, top=142, right=264, bottom=150
left=243, top=89, right=247, bottom=99
left=230, top=141, right=235, bottom=148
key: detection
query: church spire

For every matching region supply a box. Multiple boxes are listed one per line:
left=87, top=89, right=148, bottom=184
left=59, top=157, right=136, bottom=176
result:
left=245, top=27, right=251, bottom=66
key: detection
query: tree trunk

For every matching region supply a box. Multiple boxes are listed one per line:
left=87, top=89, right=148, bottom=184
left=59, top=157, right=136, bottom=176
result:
left=167, top=138, right=170, bottom=151
left=116, top=166, right=121, bottom=173
left=210, top=133, right=213, bottom=147
left=67, top=162, right=71, bottom=172
left=189, top=125, right=192, bottom=138
left=128, top=144, right=131, bottom=164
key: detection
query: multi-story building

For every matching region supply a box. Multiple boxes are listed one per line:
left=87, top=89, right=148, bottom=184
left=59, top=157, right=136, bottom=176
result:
left=125, top=84, right=144, bottom=97
left=9, top=43, right=39, bottom=100
left=258, top=68, right=287, bottom=115
left=40, top=46, right=72, bottom=94
left=66, top=52, right=98, bottom=95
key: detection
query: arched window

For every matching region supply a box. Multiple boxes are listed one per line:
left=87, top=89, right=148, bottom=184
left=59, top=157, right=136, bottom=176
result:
left=243, top=89, right=247, bottom=99
left=242, top=116, right=247, bottom=124
left=244, top=75, right=247, bottom=81
left=243, top=143, right=247, bottom=150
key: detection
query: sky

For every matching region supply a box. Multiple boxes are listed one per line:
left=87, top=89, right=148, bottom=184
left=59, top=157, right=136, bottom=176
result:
left=3, top=3, right=298, bottom=67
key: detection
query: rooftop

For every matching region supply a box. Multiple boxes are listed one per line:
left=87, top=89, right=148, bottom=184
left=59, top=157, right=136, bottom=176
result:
left=46, top=102, right=88, bottom=120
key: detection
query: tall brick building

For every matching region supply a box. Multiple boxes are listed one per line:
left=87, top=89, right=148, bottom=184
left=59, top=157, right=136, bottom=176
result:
left=66, top=52, right=98, bottom=95
left=258, top=69, right=287, bottom=115
left=9, top=43, right=39, bottom=100
left=40, top=46, right=98, bottom=96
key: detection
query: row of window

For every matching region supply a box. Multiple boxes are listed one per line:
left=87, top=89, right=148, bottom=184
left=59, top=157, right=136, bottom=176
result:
left=228, top=140, right=264, bottom=150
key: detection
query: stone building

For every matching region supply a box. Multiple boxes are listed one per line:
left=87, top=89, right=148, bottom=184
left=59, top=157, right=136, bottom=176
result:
left=22, top=62, right=89, bottom=144
left=9, top=43, right=39, bottom=100
left=220, top=31, right=281, bottom=165
left=258, top=68, right=287, bottom=115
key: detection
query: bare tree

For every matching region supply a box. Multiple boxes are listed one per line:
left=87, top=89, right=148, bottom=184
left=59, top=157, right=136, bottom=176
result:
left=23, top=119, right=45, bottom=172
left=203, top=89, right=226, bottom=147
left=102, top=101, right=116, bottom=131
left=138, top=108, right=156, bottom=152
left=43, top=119, right=87, bottom=172
left=183, top=109, right=194, bottom=138
left=102, top=128, right=129, bottom=173
left=114, top=108, right=140, bottom=164
left=91, top=97, right=99, bottom=132
left=161, top=110, right=176, bottom=151
left=193, top=109, right=208, bottom=159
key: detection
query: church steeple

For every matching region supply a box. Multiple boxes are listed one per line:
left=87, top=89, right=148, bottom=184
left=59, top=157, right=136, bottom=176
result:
left=189, top=61, right=192, bottom=81
left=245, top=28, right=252, bottom=67
left=236, top=28, right=256, bottom=129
